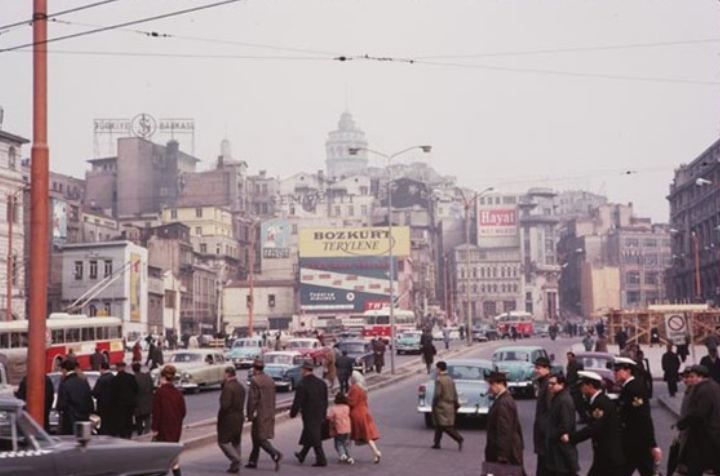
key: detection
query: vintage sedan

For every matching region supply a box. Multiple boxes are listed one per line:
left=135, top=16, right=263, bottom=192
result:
left=228, top=337, right=265, bottom=369
left=260, top=351, right=304, bottom=391
left=47, top=371, right=104, bottom=435
left=285, top=338, right=330, bottom=365
left=395, top=331, right=423, bottom=355
left=152, top=350, right=228, bottom=392
left=417, top=359, right=494, bottom=428
left=575, top=352, right=623, bottom=399
left=492, top=346, right=560, bottom=398
left=336, top=340, right=374, bottom=373
left=0, top=396, right=182, bottom=476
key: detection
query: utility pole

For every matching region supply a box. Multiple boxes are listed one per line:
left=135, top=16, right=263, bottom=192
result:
left=27, top=0, right=50, bottom=425
left=387, top=166, right=396, bottom=375
left=247, top=221, right=257, bottom=337
left=463, top=202, right=472, bottom=344
left=6, top=194, right=14, bottom=322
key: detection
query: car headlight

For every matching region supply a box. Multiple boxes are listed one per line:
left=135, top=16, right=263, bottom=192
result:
left=182, top=372, right=192, bottom=380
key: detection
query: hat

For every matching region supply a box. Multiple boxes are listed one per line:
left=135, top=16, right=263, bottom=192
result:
left=252, top=359, right=265, bottom=370
left=689, top=364, right=710, bottom=377
left=485, top=370, right=508, bottom=384
left=534, top=357, right=551, bottom=368
left=681, top=366, right=693, bottom=376
left=577, top=370, right=603, bottom=383
left=301, top=360, right=315, bottom=371
left=613, top=356, right=636, bottom=369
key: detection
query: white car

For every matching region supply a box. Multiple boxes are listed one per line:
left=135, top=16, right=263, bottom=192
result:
left=152, top=350, right=228, bottom=393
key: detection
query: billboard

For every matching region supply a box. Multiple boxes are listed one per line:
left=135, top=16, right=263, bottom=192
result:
left=299, top=226, right=410, bottom=312
left=299, top=226, right=410, bottom=258
left=51, top=199, right=67, bottom=246
left=477, top=208, right=518, bottom=237
left=129, top=253, right=141, bottom=322
left=261, top=218, right=290, bottom=259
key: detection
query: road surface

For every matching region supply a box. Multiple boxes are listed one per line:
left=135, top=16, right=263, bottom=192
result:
left=179, top=337, right=676, bottom=475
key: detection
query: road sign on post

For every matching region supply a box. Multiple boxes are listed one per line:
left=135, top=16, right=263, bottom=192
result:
left=664, top=313, right=689, bottom=346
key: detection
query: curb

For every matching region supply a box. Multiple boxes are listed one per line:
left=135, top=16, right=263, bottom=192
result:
left=176, top=343, right=483, bottom=451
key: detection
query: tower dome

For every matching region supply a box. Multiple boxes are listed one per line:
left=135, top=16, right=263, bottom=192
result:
left=325, top=111, right=369, bottom=179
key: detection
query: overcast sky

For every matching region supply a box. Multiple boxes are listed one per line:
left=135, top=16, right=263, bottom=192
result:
left=1, top=0, right=719, bottom=222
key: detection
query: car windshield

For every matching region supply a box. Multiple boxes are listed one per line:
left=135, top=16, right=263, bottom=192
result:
left=170, top=353, right=202, bottom=363
left=495, top=351, right=530, bottom=362
left=433, top=364, right=491, bottom=381
left=233, top=340, right=260, bottom=348
left=399, top=333, right=421, bottom=340
left=339, top=343, right=366, bottom=353
left=287, top=340, right=314, bottom=349
left=265, top=354, right=294, bottom=365
left=581, top=356, right=612, bottom=369
left=17, top=411, right=55, bottom=449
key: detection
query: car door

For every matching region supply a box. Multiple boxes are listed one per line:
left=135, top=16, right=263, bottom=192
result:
left=214, top=354, right=226, bottom=383
left=0, top=409, right=58, bottom=476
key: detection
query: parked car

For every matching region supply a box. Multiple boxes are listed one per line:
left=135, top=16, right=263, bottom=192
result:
left=285, top=338, right=330, bottom=365
left=336, top=330, right=363, bottom=342
left=574, top=352, right=624, bottom=399
left=0, top=396, right=182, bottom=476
left=534, top=321, right=550, bottom=338
left=260, top=351, right=304, bottom=392
left=492, top=346, right=561, bottom=398
left=47, top=371, right=104, bottom=435
left=228, top=337, right=265, bottom=369
left=336, top=340, right=374, bottom=373
left=152, top=350, right=228, bottom=393
left=432, top=326, right=460, bottom=341
left=417, top=359, right=494, bottom=428
left=395, top=330, right=423, bottom=355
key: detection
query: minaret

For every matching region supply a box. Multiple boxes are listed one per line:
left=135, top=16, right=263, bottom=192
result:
left=217, top=138, right=232, bottom=168
left=325, top=111, right=369, bottom=179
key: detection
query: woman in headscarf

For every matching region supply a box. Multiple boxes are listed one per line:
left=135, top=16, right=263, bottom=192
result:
left=346, top=371, right=382, bottom=463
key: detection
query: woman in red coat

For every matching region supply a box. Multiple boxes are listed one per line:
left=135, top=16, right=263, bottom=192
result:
left=152, top=365, right=186, bottom=476
left=347, top=371, right=382, bottom=463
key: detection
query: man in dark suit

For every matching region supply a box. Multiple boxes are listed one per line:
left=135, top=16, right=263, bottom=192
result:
left=56, top=360, right=94, bottom=435
left=247, top=360, right=283, bottom=470
left=15, top=373, right=54, bottom=432
left=661, top=344, right=681, bottom=397
left=92, top=361, right=115, bottom=435
left=290, top=361, right=328, bottom=467
left=217, top=366, right=246, bottom=474
left=613, top=357, right=661, bottom=476
left=699, top=346, right=720, bottom=384
left=565, top=371, right=624, bottom=476
left=335, top=350, right=354, bottom=394
left=109, top=361, right=138, bottom=438
left=676, top=365, right=720, bottom=476
left=484, top=371, right=524, bottom=469
left=533, top=356, right=552, bottom=476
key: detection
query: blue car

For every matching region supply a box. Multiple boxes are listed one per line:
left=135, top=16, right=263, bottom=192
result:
left=417, top=358, right=494, bottom=428
left=228, top=337, right=265, bottom=369
left=259, top=351, right=304, bottom=392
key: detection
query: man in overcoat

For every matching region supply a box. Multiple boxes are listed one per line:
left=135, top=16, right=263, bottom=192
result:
left=217, top=366, right=246, bottom=474
left=246, top=360, right=283, bottom=470
left=132, top=362, right=154, bottom=435
left=485, top=371, right=524, bottom=470
left=661, top=343, right=681, bottom=397
left=533, top=356, right=552, bottom=476
left=431, top=361, right=463, bottom=450
left=544, top=374, right=579, bottom=476
left=57, top=359, right=94, bottom=435
left=290, top=361, right=328, bottom=467
left=92, top=361, right=115, bottom=435
left=109, top=361, right=138, bottom=438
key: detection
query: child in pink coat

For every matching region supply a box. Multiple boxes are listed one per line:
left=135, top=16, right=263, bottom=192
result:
left=327, top=392, right=354, bottom=464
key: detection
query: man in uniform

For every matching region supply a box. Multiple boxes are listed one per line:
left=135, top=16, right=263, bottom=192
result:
left=564, top=371, right=624, bottom=476
left=613, top=356, right=661, bottom=476
left=533, top=356, right=552, bottom=476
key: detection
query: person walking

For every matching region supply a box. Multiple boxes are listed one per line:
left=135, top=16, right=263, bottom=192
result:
left=324, top=345, right=337, bottom=391
left=327, top=392, right=354, bottom=464
left=661, top=343, right=681, bottom=397
left=109, top=361, right=138, bottom=438
left=421, top=332, right=436, bottom=374
left=431, top=361, right=463, bottom=451
left=533, top=357, right=553, bottom=476
left=146, top=340, right=157, bottom=369
left=133, top=362, right=154, bottom=435
left=152, top=365, right=186, bottom=476
left=15, top=373, right=54, bottom=432
left=89, top=347, right=105, bottom=371
left=613, top=357, right=661, bottom=476
left=615, top=328, right=628, bottom=352
left=246, top=360, right=283, bottom=471
left=582, top=333, right=594, bottom=352
left=565, top=371, right=624, bottom=476
left=669, top=367, right=696, bottom=476
left=699, top=346, right=720, bottom=384
left=217, top=366, right=245, bottom=474
left=545, top=374, right=579, bottom=476
left=373, top=338, right=386, bottom=374
left=132, top=340, right=142, bottom=363
left=442, top=326, right=450, bottom=351
left=677, top=337, right=690, bottom=364
left=676, top=365, right=720, bottom=476
left=347, top=371, right=382, bottom=463
left=594, top=334, right=608, bottom=353
left=649, top=327, right=660, bottom=348
left=336, top=350, right=354, bottom=394
left=92, top=361, right=115, bottom=435
left=290, top=361, right=328, bottom=467
left=565, top=352, right=586, bottom=424
left=484, top=371, right=524, bottom=470
left=56, top=360, right=94, bottom=435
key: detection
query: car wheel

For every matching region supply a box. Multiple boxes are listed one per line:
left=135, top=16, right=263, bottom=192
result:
left=424, top=413, right=433, bottom=429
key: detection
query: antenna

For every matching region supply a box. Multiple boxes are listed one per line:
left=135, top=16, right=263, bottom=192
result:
left=344, top=83, right=350, bottom=112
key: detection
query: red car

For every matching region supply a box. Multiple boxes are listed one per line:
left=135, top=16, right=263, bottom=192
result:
left=285, top=338, right=330, bottom=365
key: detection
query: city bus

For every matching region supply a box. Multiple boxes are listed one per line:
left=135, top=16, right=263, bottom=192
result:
left=0, top=313, right=124, bottom=384
left=494, top=311, right=534, bottom=339
left=345, top=309, right=418, bottom=339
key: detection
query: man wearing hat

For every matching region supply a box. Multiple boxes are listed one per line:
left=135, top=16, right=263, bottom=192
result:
left=676, top=365, right=720, bottom=476
left=484, top=371, right=525, bottom=470
left=613, top=357, right=661, bottom=476
left=563, top=370, right=624, bottom=476
left=533, top=356, right=552, bottom=476
left=290, top=360, right=328, bottom=467
left=247, top=359, right=283, bottom=471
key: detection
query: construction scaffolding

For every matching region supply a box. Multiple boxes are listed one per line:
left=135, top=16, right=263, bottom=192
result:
left=607, top=304, right=720, bottom=345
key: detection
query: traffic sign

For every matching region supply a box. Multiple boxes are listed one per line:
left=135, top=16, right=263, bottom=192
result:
left=664, top=313, right=689, bottom=345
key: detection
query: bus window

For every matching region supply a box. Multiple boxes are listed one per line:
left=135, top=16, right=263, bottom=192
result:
left=0, top=333, right=7, bottom=349
left=96, top=327, right=107, bottom=340
left=82, top=327, right=95, bottom=341
left=66, top=328, right=80, bottom=343
left=51, top=329, right=64, bottom=344
left=107, top=326, right=120, bottom=339
left=19, top=333, right=27, bottom=347
left=377, top=316, right=390, bottom=325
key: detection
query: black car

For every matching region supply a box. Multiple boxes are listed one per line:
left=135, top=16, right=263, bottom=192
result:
left=336, top=339, right=374, bottom=374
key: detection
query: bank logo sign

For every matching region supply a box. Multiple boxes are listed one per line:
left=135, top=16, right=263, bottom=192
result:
left=477, top=208, right=518, bottom=237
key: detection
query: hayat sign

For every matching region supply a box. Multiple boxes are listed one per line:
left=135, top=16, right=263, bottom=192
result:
left=478, top=208, right=517, bottom=236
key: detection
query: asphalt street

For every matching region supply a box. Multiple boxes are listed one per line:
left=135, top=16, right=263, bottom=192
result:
left=179, top=337, right=677, bottom=476
left=181, top=341, right=463, bottom=424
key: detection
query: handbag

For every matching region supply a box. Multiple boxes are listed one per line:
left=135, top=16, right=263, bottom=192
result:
left=481, top=461, right=524, bottom=476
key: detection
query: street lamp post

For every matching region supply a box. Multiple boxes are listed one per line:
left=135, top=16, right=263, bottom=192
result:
left=349, top=145, right=431, bottom=375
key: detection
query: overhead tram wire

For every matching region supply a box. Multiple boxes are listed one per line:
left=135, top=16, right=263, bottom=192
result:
left=0, top=0, right=122, bottom=33
left=0, top=0, right=244, bottom=54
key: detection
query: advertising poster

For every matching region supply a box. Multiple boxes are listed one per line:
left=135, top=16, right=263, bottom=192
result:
left=129, top=253, right=141, bottom=322
left=261, top=218, right=290, bottom=259
left=477, top=208, right=518, bottom=237
left=51, top=199, right=68, bottom=245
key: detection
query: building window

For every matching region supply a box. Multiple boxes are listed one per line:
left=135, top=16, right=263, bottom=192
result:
left=195, top=226, right=202, bottom=236
left=625, top=238, right=639, bottom=247
left=104, top=259, right=113, bottom=277
left=334, top=206, right=341, bottom=217
left=348, top=206, right=354, bottom=217
left=89, top=260, right=98, bottom=280
left=291, top=224, right=298, bottom=235
left=360, top=186, right=369, bottom=195
left=200, top=243, right=207, bottom=254
left=74, top=261, right=83, bottom=280
left=216, top=245, right=221, bottom=254
left=195, top=208, right=203, bottom=218
left=626, top=271, right=641, bottom=285
left=645, top=272, right=659, bottom=285
left=268, top=294, right=276, bottom=307
left=170, top=209, right=178, bottom=219
left=627, top=291, right=641, bottom=304
left=7, top=147, right=16, bottom=170
left=103, top=302, right=111, bottom=316
left=88, top=304, right=97, bottom=317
